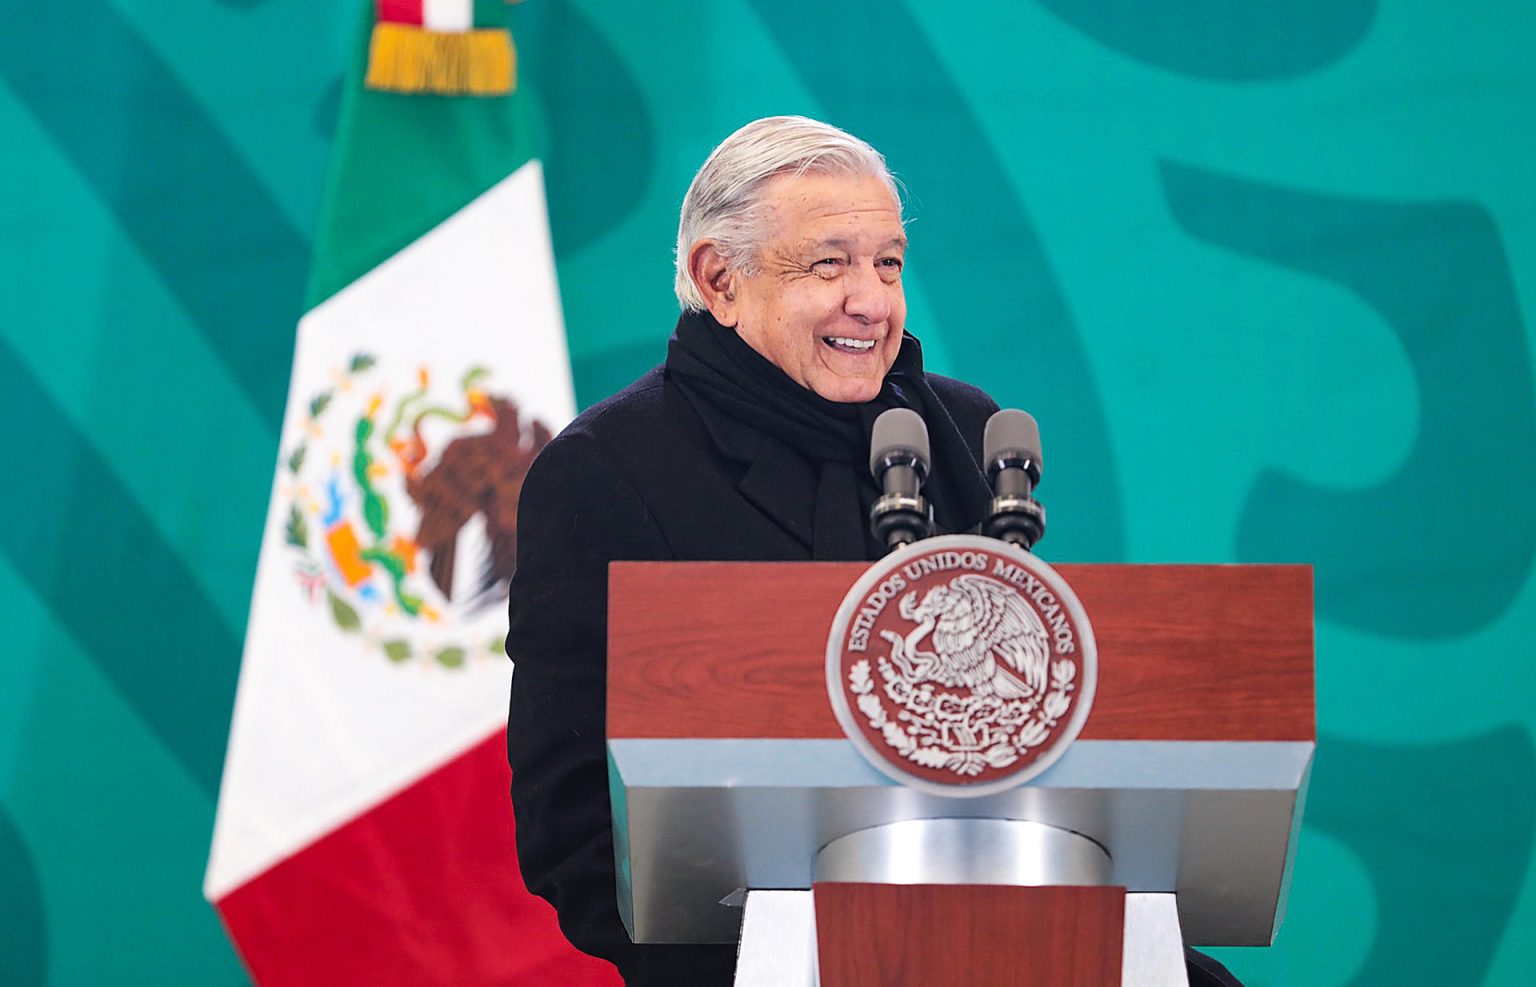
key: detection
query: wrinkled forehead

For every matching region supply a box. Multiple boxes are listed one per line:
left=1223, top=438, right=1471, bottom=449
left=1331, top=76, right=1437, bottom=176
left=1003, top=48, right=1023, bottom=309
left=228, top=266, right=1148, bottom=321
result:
left=760, top=172, right=907, bottom=249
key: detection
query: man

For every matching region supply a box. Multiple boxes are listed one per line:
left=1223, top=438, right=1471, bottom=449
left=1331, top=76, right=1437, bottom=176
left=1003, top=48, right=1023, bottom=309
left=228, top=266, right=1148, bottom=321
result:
left=506, top=116, right=1242, bottom=986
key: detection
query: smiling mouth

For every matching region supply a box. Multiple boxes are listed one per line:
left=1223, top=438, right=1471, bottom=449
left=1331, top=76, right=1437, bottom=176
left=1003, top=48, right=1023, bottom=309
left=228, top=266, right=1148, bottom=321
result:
left=822, top=336, right=877, bottom=354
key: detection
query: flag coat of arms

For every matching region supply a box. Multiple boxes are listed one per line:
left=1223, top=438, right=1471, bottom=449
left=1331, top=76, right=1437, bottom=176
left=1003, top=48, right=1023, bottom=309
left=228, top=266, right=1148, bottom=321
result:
left=204, top=4, right=620, bottom=983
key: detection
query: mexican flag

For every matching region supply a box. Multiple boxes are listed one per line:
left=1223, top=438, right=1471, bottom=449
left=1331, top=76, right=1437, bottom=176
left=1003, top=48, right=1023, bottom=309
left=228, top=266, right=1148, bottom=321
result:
left=204, top=3, right=620, bottom=984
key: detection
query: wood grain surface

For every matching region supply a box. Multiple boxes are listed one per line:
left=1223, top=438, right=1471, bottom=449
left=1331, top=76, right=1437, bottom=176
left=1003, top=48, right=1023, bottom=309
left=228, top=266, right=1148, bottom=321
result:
left=813, top=882, right=1125, bottom=987
left=607, top=561, right=1313, bottom=742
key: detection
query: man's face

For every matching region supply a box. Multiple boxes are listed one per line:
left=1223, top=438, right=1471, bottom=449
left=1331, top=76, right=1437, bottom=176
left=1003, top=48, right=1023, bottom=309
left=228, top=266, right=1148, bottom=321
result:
left=722, top=172, right=907, bottom=403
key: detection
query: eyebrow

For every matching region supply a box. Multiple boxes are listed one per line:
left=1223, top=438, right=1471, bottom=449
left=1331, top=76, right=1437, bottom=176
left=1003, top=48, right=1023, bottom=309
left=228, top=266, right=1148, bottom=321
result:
left=805, top=235, right=908, bottom=252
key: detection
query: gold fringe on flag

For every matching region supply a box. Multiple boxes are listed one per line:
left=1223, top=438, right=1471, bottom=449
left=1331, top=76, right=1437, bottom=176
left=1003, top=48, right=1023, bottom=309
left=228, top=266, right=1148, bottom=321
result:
left=365, top=23, right=516, bottom=97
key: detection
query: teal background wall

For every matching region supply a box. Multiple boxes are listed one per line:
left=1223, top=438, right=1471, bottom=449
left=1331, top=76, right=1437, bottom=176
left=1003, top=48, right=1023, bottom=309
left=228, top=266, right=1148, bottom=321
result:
left=3, top=2, right=1533, bottom=983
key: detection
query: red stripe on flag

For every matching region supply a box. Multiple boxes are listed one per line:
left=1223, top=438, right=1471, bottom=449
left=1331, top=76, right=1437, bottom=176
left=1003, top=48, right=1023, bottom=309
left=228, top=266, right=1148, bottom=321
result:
left=376, top=0, right=425, bottom=26
left=215, top=733, right=621, bottom=987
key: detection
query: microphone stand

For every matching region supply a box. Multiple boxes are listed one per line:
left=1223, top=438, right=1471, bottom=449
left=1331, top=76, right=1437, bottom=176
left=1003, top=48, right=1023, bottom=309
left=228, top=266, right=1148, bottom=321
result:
left=870, top=450, right=934, bottom=552
left=983, top=451, right=1046, bottom=551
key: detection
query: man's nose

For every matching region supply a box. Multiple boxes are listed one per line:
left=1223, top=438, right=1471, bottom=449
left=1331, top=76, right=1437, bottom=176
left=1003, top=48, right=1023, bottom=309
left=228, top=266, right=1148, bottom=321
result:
left=844, top=263, right=893, bottom=323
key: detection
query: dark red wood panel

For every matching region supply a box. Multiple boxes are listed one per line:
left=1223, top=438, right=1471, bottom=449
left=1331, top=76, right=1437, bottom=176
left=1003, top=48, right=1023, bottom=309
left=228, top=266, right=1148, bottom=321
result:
left=608, top=563, right=855, bottom=739
left=608, top=562, right=1312, bottom=742
left=814, top=883, right=1124, bottom=987
left=1067, top=564, right=1314, bottom=741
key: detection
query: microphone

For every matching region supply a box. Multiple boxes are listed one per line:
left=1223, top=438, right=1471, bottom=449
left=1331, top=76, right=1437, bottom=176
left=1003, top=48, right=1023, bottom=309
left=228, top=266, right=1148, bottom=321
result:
left=869, top=408, right=934, bottom=552
left=982, top=409, right=1046, bottom=550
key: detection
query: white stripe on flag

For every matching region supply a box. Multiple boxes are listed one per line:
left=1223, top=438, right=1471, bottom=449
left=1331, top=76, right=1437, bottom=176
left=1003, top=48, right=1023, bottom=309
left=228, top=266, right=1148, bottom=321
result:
left=204, top=161, right=574, bottom=901
left=422, top=0, right=473, bottom=32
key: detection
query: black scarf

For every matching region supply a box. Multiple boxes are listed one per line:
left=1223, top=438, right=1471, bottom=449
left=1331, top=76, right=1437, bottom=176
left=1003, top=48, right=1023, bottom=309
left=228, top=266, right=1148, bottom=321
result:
left=665, top=309, right=992, bottom=560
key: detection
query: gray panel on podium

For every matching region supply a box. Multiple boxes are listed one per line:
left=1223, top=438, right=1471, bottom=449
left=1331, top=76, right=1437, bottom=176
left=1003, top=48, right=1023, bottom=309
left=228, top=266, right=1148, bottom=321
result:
left=609, top=736, right=1312, bottom=946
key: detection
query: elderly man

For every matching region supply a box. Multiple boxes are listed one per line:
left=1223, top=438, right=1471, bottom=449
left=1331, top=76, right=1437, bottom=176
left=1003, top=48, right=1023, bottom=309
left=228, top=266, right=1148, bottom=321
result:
left=506, top=116, right=1242, bottom=986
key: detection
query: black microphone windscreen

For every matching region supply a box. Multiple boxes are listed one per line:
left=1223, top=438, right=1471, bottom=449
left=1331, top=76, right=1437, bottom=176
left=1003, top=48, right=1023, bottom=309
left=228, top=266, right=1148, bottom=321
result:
left=984, top=409, right=1042, bottom=470
left=870, top=408, right=930, bottom=477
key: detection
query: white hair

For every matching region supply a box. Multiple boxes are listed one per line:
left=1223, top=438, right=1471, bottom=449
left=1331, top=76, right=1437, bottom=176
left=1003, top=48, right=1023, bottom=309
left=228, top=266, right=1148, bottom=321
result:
left=673, top=115, right=901, bottom=311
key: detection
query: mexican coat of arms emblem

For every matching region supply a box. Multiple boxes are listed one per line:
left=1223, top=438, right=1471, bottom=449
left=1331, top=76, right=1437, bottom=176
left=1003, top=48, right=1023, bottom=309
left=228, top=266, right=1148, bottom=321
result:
left=826, top=535, right=1097, bottom=796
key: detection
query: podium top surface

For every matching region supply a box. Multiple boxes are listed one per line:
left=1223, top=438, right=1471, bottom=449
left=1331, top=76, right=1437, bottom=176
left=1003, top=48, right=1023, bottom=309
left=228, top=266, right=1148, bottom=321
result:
left=609, top=561, right=1312, bottom=743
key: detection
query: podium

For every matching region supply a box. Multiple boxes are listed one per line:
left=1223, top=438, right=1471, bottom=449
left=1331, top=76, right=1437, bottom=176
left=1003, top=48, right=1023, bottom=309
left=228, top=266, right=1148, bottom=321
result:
left=607, top=558, right=1313, bottom=984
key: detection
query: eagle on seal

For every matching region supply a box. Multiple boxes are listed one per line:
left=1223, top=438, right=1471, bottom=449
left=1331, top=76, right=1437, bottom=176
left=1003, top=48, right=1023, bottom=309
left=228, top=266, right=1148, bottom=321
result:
left=892, top=574, right=1051, bottom=699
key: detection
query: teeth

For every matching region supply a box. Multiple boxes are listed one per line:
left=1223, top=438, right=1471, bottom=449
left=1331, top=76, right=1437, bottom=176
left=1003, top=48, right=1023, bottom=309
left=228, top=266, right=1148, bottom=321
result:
left=825, top=337, right=875, bottom=351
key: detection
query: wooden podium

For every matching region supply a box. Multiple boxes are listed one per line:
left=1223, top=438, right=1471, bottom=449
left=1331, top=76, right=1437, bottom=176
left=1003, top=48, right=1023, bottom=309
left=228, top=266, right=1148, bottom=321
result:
left=607, top=560, right=1313, bottom=985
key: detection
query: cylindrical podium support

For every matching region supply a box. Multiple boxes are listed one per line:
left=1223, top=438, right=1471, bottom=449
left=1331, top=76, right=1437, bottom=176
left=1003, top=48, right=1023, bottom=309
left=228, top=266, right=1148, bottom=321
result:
left=815, top=818, right=1113, bottom=887
left=812, top=819, right=1126, bottom=987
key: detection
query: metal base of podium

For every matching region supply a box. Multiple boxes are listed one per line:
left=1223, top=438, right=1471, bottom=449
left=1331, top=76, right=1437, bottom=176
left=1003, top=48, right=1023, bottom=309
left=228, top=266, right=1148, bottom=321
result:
left=733, top=819, right=1190, bottom=987
left=815, top=818, right=1112, bottom=885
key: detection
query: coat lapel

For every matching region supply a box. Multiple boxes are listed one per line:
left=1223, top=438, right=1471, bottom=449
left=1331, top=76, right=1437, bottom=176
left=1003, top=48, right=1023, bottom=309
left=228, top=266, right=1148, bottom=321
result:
left=735, top=434, right=818, bottom=550
left=681, top=391, right=817, bottom=551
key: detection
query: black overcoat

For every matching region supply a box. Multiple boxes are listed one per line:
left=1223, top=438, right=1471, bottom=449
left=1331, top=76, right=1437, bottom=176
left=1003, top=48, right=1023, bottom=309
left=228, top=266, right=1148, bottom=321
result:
left=505, top=365, right=1243, bottom=987
left=505, top=363, right=995, bottom=984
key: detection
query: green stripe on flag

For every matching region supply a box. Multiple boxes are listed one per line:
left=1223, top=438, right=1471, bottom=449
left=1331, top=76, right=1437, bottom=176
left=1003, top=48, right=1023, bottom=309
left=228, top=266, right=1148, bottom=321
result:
left=308, top=1, right=542, bottom=308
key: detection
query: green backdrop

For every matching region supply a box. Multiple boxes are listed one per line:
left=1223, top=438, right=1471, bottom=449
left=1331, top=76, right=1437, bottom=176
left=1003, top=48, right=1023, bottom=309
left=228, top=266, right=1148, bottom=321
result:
left=3, top=2, right=1533, bottom=984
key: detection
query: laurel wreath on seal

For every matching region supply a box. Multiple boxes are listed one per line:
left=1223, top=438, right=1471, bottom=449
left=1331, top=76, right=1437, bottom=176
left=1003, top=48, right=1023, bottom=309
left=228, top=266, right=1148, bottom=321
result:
left=849, top=636, right=1077, bottom=777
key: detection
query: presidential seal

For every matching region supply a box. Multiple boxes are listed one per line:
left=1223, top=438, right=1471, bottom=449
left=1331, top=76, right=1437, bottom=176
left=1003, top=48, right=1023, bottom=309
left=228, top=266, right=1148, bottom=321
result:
left=826, top=535, right=1097, bottom=797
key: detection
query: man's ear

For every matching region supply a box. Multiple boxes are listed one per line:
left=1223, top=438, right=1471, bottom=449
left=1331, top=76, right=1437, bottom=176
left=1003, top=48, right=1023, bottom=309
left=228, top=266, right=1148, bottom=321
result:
left=688, top=241, right=739, bottom=326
